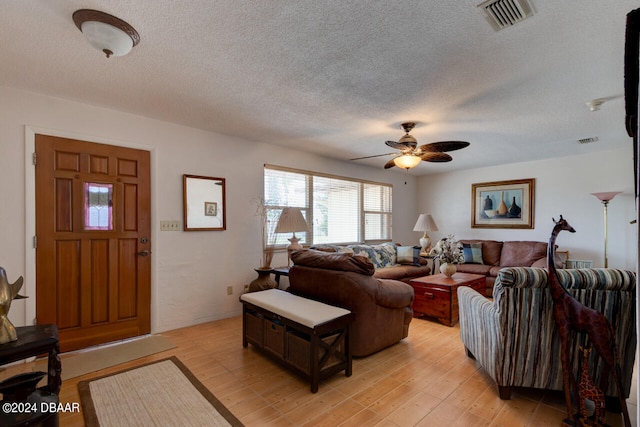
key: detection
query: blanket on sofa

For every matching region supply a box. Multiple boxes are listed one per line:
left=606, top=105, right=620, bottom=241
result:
left=311, top=242, right=425, bottom=267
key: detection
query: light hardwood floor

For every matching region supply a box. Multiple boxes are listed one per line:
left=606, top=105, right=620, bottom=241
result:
left=1, top=315, right=637, bottom=426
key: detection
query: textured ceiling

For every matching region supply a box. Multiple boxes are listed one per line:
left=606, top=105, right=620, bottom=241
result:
left=1, top=1, right=637, bottom=175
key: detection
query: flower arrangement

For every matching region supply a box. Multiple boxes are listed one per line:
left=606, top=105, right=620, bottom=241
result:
left=429, top=234, right=465, bottom=264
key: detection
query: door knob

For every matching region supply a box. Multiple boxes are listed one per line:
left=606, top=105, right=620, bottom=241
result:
left=136, top=250, right=150, bottom=256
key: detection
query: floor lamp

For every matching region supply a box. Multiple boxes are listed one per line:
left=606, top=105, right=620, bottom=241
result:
left=591, top=191, right=622, bottom=268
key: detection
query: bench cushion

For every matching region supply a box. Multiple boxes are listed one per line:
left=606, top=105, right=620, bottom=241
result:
left=240, top=289, right=351, bottom=328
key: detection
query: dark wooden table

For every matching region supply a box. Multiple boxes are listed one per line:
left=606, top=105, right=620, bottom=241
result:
left=0, top=324, right=61, bottom=394
left=409, top=273, right=485, bottom=326
left=271, top=267, right=290, bottom=285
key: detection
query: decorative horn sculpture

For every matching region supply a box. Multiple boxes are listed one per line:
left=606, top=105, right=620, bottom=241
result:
left=0, top=267, right=26, bottom=344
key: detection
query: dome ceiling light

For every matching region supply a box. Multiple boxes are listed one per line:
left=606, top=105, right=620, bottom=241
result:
left=73, top=9, right=140, bottom=58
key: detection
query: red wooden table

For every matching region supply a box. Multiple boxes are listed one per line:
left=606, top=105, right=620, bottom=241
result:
left=409, top=273, right=485, bottom=326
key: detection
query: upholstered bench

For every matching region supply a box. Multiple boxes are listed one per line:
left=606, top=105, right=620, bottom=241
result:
left=240, top=289, right=354, bottom=392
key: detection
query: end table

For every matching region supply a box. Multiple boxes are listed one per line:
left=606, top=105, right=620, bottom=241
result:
left=0, top=324, right=61, bottom=395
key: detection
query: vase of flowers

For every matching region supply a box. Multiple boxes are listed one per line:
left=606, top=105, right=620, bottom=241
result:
left=429, top=234, right=464, bottom=278
left=253, top=198, right=276, bottom=270
left=247, top=198, right=278, bottom=292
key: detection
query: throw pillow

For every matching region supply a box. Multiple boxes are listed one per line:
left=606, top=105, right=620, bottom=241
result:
left=397, top=246, right=421, bottom=266
left=462, top=243, right=484, bottom=264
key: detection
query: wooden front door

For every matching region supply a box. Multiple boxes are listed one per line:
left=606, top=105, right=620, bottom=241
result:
left=35, top=135, right=151, bottom=352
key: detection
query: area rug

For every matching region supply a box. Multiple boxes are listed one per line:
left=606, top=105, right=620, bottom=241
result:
left=78, top=357, right=243, bottom=427
left=36, top=335, right=176, bottom=381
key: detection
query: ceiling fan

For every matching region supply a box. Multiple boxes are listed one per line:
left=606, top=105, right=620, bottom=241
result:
left=350, top=122, right=470, bottom=170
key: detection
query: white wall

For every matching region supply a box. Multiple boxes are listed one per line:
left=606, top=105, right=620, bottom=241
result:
left=0, top=86, right=419, bottom=333
left=417, top=148, right=637, bottom=270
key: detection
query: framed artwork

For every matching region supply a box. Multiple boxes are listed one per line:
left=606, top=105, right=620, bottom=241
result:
left=204, top=202, right=217, bottom=216
left=183, top=174, right=226, bottom=231
left=471, top=178, right=535, bottom=229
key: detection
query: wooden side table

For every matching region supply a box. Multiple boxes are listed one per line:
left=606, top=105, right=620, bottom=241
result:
left=409, top=273, right=485, bottom=326
left=0, top=324, right=61, bottom=394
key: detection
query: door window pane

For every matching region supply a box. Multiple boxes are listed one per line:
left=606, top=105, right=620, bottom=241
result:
left=84, top=182, right=113, bottom=230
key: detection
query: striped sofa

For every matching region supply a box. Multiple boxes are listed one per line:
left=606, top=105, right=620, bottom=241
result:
left=458, top=267, right=636, bottom=401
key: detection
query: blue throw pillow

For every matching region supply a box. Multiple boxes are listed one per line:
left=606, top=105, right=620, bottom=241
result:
left=463, top=243, right=484, bottom=264
left=397, top=246, right=421, bottom=266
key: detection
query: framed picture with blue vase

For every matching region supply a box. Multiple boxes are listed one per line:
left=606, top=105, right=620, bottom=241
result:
left=471, top=178, right=535, bottom=229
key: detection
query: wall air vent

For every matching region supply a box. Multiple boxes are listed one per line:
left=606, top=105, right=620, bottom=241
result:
left=577, top=137, right=599, bottom=144
left=477, top=0, right=534, bottom=31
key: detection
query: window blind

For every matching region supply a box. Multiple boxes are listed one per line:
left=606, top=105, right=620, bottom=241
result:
left=264, top=165, right=392, bottom=247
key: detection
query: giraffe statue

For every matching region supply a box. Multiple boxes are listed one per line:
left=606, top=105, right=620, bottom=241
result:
left=578, top=345, right=606, bottom=425
left=547, top=216, right=631, bottom=426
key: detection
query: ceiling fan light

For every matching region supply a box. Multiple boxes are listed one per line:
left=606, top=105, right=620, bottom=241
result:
left=393, top=155, right=421, bottom=169
left=73, top=9, right=140, bottom=58
left=398, top=134, right=417, bottom=144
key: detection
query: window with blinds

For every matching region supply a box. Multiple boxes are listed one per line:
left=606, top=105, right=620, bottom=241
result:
left=264, top=165, right=392, bottom=247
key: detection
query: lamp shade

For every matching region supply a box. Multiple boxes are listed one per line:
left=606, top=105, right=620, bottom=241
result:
left=591, top=191, right=622, bottom=202
left=275, top=208, right=309, bottom=234
left=393, top=155, right=422, bottom=169
left=413, top=214, right=438, bottom=232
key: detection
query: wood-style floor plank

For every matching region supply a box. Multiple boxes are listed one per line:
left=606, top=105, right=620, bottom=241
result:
left=0, top=315, right=636, bottom=426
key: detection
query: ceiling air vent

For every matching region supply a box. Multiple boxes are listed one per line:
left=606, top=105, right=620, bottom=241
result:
left=578, top=137, right=599, bottom=144
left=477, top=0, right=534, bottom=31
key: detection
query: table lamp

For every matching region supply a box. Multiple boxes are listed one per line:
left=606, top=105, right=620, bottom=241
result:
left=413, top=214, right=438, bottom=253
left=275, top=207, right=309, bottom=265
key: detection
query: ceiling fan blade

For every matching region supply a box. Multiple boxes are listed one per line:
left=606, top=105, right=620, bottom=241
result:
left=350, top=152, right=396, bottom=161
left=419, top=141, right=470, bottom=152
left=385, top=140, right=415, bottom=150
left=383, top=158, right=397, bottom=169
left=420, top=152, right=452, bottom=162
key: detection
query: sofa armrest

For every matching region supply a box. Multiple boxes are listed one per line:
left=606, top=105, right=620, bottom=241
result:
left=376, top=279, right=414, bottom=309
left=458, top=286, right=501, bottom=381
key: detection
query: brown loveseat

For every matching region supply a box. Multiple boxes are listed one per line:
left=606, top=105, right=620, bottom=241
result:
left=455, top=240, right=560, bottom=296
left=288, top=249, right=415, bottom=357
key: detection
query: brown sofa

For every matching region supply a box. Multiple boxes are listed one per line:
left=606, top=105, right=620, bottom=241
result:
left=310, top=242, right=433, bottom=284
left=455, top=240, right=560, bottom=296
left=288, top=249, right=415, bottom=357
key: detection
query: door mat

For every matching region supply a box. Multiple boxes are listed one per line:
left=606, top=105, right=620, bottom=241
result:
left=78, top=356, right=244, bottom=427
left=37, top=335, right=176, bottom=380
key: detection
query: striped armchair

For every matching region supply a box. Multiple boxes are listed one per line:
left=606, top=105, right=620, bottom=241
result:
left=458, top=267, right=636, bottom=401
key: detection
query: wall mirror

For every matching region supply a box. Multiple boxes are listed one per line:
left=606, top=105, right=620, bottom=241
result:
left=183, top=174, right=226, bottom=231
